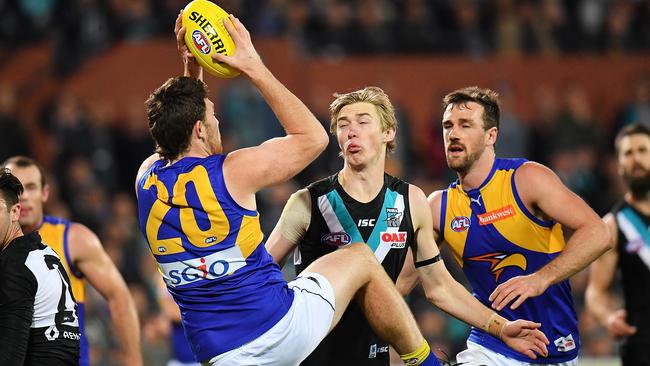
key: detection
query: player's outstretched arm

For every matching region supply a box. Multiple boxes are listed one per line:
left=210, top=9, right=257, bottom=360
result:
left=585, top=214, right=637, bottom=338
left=174, top=10, right=202, bottom=80
left=413, top=185, right=549, bottom=359
left=266, top=189, right=310, bottom=267
left=489, top=162, right=612, bottom=311
left=69, top=224, right=143, bottom=366
left=215, top=16, right=328, bottom=206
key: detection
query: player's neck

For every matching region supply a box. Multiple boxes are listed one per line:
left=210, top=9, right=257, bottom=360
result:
left=626, top=191, right=650, bottom=216
left=339, top=161, right=385, bottom=203
left=1, top=224, right=23, bottom=251
left=171, top=145, right=211, bottom=164
left=457, top=150, right=496, bottom=190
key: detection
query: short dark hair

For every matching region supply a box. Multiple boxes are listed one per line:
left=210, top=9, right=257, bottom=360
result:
left=2, top=156, right=47, bottom=188
left=615, top=123, right=650, bottom=154
left=145, top=76, right=208, bottom=161
left=442, top=86, right=501, bottom=130
left=0, top=168, right=23, bottom=210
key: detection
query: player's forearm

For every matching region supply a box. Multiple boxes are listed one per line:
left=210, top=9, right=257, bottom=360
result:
left=183, top=59, right=203, bottom=80
left=585, top=285, right=614, bottom=326
left=0, top=312, right=31, bottom=365
left=536, top=220, right=611, bottom=286
left=421, top=267, right=504, bottom=336
left=108, top=292, right=143, bottom=365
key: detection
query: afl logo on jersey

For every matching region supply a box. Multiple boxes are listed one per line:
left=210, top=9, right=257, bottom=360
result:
left=192, top=30, right=211, bottom=54
left=321, top=232, right=351, bottom=247
left=451, top=216, right=471, bottom=232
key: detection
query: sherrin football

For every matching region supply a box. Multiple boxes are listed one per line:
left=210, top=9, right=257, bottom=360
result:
left=182, top=0, right=239, bottom=78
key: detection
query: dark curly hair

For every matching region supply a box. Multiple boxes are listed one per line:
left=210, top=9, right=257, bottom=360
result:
left=145, top=76, right=208, bottom=161
left=0, top=168, right=24, bottom=210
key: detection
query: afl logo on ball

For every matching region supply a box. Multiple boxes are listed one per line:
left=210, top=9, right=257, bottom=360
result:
left=450, top=216, right=471, bottom=232
left=192, top=30, right=211, bottom=54
left=321, top=232, right=351, bottom=247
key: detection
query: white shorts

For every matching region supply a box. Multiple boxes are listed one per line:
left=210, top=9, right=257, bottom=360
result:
left=456, top=341, right=578, bottom=366
left=203, top=272, right=336, bottom=366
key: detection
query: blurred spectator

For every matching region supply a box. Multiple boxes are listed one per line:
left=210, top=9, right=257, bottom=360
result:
left=0, top=83, right=30, bottom=161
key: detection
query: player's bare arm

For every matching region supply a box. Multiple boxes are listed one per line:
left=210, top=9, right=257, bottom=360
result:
left=411, top=185, right=549, bottom=359
left=68, top=223, right=142, bottom=366
left=216, top=16, right=328, bottom=208
left=585, top=214, right=637, bottom=338
left=175, top=11, right=202, bottom=80
left=396, top=189, right=448, bottom=296
left=265, top=188, right=311, bottom=266
left=489, top=162, right=612, bottom=311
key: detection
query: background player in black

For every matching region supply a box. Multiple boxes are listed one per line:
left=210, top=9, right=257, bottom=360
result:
left=0, top=169, right=80, bottom=365
left=267, top=87, right=549, bottom=366
left=586, top=123, right=650, bottom=366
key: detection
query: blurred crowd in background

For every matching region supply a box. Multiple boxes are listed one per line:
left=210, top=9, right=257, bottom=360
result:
left=2, top=0, right=650, bottom=74
left=1, top=0, right=650, bottom=365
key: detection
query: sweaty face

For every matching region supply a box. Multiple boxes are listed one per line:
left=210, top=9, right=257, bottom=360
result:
left=335, top=102, right=394, bottom=168
left=618, top=134, right=650, bottom=197
left=442, top=102, right=492, bottom=174
left=5, top=165, right=47, bottom=231
left=203, top=98, right=222, bottom=155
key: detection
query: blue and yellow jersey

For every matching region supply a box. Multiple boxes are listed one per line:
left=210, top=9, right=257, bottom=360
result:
left=440, top=158, right=579, bottom=363
left=137, top=155, right=293, bottom=361
left=38, top=216, right=89, bottom=366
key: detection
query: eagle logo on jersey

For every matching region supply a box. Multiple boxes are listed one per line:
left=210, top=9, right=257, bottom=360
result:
left=467, top=252, right=527, bottom=282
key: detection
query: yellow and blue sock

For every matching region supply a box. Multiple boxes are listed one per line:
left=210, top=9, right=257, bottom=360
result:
left=399, top=340, right=441, bottom=366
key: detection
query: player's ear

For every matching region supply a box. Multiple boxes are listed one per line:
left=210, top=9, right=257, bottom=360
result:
left=486, top=126, right=498, bottom=146
left=42, top=184, right=50, bottom=203
left=11, top=203, right=20, bottom=221
left=193, top=120, right=205, bottom=140
left=384, top=126, right=396, bottom=144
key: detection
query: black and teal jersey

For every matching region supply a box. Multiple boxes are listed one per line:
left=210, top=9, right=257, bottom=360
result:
left=611, top=200, right=650, bottom=365
left=296, top=173, right=414, bottom=366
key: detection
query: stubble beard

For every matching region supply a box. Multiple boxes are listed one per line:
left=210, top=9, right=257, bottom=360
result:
left=624, top=169, right=650, bottom=199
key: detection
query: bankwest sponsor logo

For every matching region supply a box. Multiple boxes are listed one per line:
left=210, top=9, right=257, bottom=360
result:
left=159, top=245, right=246, bottom=287
left=477, top=204, right=515, bottom=225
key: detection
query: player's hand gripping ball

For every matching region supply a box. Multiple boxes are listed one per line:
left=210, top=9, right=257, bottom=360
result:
left=182, top=0, right=239, bottom=78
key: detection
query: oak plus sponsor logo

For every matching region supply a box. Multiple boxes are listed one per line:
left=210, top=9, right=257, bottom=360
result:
left=450, top=216, right=471, bottom=232
left=477, top=204, right=515, bottom=226
left=381, top=231, right=407, bottom=248
left=159, top=245, right=246, bottom=287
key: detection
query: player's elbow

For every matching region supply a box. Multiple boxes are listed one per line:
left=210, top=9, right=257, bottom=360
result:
left=312, top=128, right=329, bottom=154
left=594, top=219, right=614, bottom=253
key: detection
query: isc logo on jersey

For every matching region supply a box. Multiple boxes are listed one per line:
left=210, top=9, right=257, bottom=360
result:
left=380, top=232, right=407, bottom=248
left=451, top=216, right=471, bottom=232
left=158, top=245, right=246, bottom=287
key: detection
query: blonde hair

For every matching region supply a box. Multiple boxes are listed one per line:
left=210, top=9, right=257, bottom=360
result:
left=329, top=86, right=397, bottom=153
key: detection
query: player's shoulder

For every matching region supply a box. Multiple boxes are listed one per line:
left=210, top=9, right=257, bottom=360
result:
left=514, top=160, right=555, bottom=180
left=66, top=222, right=103, bottom=258
left=306, top=173, right=338, bottom=196
left=427, top=189, right=445, bottom=208
left=135, top=153, right=163, bottom=193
